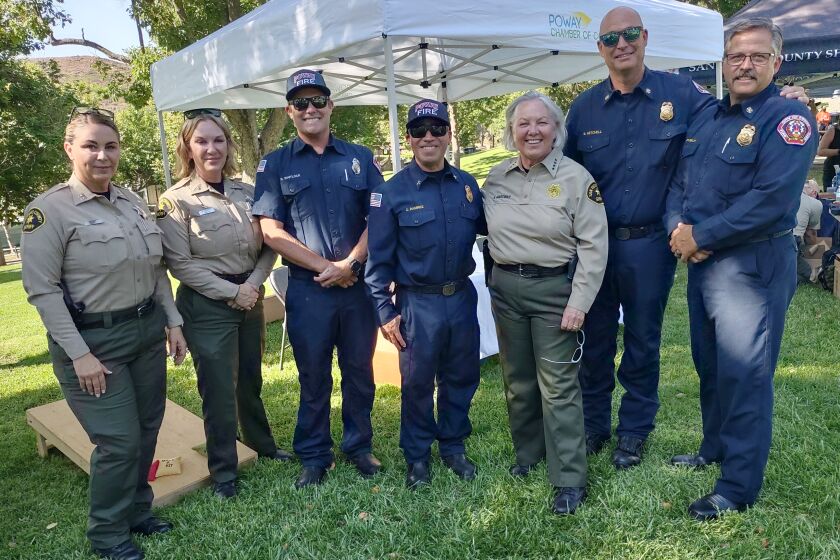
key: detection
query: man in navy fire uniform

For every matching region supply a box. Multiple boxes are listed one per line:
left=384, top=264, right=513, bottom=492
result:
left=365, top=99, right=486, bottom=489
left=666, top=18, right=818, bottom=520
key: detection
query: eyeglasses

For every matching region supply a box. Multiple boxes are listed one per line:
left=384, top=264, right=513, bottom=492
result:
left=407, top=124, right=449, bottom=139
left=598, top=26, right=643, bottom=48
left=540, top=329, right=586, bottom=364
left=69, top=106, right=115, bottom=123
left=289, top=95, right=330, bottom=111
left=723, top=52, right=775, bottom=66
left=184, top=108, right=222, bottom=119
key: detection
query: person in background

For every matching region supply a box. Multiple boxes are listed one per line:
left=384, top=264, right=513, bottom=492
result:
left=156, top=109, right=289, bottom=501
left=366, top=99, right=485, bottom=489
left=21, top=107, right=187, bottom=560
left=794, top=180, right=822, bottom=285
left=818, top=119, right=840, bottom=190
left=666, top=18, right=818, bottom=520
left=483, top=91, right=608, bottom=515
left=815, top=104, right=831, bottom=132
left=253, top=69, right=384, bottom=489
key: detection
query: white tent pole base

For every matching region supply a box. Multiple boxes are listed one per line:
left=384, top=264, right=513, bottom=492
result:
left=158, top=111, right=172, bottom=189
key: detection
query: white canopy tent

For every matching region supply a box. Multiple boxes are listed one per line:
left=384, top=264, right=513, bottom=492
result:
left=151, top=0, right=723, bottom=184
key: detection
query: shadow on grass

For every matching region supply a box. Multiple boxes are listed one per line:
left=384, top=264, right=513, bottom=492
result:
left=0, top=349, right=52, bottom=369
left=0, top=268, right=22, bottom=285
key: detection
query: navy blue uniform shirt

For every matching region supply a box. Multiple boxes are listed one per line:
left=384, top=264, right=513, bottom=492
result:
left=565, top=68, right=716, bottom=228
left=252, top=135, right=383, bottom=274
left=365, top=161, right=486, bottom=325
left=665, top=83, right=818, bottom=251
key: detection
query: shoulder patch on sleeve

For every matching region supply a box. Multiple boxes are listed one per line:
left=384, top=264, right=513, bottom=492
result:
left=586, top=182, right=604, bottom=204
left=155, top=197, right=174, bottom=219
left=22, top=208, right=46, bottom=233
left=257, top=159, right=267, bottom=173
left=777, top=115, right=812, bottom=146
left=370, top=192, right=382, bottom=208
left=692, top=80, right=711, bottom=95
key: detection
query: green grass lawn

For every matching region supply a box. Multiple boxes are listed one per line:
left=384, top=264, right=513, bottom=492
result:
left=2, top=148, right=840, bottom=559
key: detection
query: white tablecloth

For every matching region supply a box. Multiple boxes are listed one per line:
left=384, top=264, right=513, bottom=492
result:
left=469, top=244, right=499, bottom=359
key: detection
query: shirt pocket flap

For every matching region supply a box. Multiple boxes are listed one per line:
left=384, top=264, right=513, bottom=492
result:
left=280, top=178, right=312, bottom=196
left=340, top=177, right=367, bottom=191
left=578, top=133, right=610, bottom=152
left=649, top=124, right=687, bottom=140
left=681, top=141, right=700, bottom=158
left=460, top=204, right=479, bottom=220
left=192, top=214, right=230, bottom=234
left=398, top=209, right=436, bottom=227
left=715, top=147, right=757, bottom=165
left=77, top=224, right=125, bottom=245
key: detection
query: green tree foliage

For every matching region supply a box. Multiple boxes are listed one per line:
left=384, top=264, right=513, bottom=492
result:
left=0, top=59, right=77, bottom=221
left=0, top=0, right=68, bottom=60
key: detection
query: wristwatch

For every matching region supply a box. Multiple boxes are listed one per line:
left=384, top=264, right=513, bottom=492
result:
left=350, top=259, right=363, bottom=275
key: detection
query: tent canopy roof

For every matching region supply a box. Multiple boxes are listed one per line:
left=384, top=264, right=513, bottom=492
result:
left=151, top=0, right=723, bottom=112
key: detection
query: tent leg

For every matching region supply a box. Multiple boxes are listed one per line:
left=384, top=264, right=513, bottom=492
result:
left=158, top=111, right=172, bottom=189
left=715, top=62, right=723, bottom=100
left=383, top=35, right=401, bottom=173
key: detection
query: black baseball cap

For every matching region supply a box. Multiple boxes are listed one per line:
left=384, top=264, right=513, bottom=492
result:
left=406, top=99, right=450, bottom=129
left=285, top=69, right=331, bottom=100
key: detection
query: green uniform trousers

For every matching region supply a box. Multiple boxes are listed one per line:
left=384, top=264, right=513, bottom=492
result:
left=488, top=267, right=587, bottom=487
left=48, top=305, right=167, bottom=549
left=177, top=284, right=277, bottom=483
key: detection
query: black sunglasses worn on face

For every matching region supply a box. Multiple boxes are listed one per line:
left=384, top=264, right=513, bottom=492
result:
left=407, top=124, right=449, bottom=138
left=599, top=26, right=643, bottom=47
left=289, top=96, right=330, bottom=111
left=184, top=108, right=222, bottom=119
left=69, top=106, right=115, bottom=124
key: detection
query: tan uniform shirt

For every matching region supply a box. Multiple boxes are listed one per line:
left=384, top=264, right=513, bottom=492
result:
left=21, top=175, right=183, bottom=360
left=483, top=147, right=608, bottom=312
left=156, top=175, right=276, bottom=301
left=793, top=193, right=822, bottom=237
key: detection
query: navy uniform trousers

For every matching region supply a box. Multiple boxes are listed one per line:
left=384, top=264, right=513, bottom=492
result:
left=581, top=229, right=676, bottom=439
left=396, top=282, right=480, bottom=463
left=688, top=235, right=796, bottom=505
left=285, top=275, right=377, bottom=467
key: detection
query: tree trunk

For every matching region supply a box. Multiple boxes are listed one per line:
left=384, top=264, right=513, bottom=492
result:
left=1, top=222, right=15, bottom=259
left=448, top=102, right=461, bottom=168
left=225, top=108, right=288, bottom=184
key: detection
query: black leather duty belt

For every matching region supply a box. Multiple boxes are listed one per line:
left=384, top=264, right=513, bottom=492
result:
left=747, top=229, right=792, bottom=244
left=496, top=263, right=569, bottom=278
left=215, top=271, right=253, bottom=284
left=398, top=279, right=467, bottom=296
left=610, top=223, right=664, bottom=240
left=76, top=298, right=155, bottom=330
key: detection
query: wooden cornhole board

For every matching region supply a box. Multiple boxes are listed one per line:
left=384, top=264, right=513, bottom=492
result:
left=26, top=399, right=257, bottom=507
left=372, top=331, right=401, bottom=386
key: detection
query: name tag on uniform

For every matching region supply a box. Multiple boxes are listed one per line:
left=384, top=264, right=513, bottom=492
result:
left=196, top=208, right=216, bottom=216
left=86, top=219, right=105, bottom=225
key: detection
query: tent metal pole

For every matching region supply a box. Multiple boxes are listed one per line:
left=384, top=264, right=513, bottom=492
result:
left=383, top=35, right=401, bottom=173
left=715, top=62, right=723, bottom=100
left=157, top=111, right=172, bottom=188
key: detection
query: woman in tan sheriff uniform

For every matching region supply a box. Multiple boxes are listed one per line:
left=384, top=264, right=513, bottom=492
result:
left=156, top=109, right=288, bottom=500
left=21, top=107, right=187, bottom=560
left=483, top=91, right=608, bottom=516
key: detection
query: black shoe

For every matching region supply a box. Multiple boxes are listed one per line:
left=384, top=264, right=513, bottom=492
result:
left=212, top=480, right=237, bottom=499
left=585, top=432, right=610, bottom=456
left=261, top=448, right=293, bottom=462
left=93, top=540, right=144, bottom=560
left=130, top=517, right=173, bottom=536
left=406, top=461, right=431, bottom=490
left=671, top=454, right=716, bottom=469
left=551, top=487, right=587, bottom=515
left=688, top=492, right=747, bottom=521
left=348, top=452, right=382, bottom=478
left=441, top=453, right=477, bottom=481
left=295, top=465, right=327, bottom=488
left=509, top=463, right=537, bottom=477
left=612, top=436, right=645, bottom=470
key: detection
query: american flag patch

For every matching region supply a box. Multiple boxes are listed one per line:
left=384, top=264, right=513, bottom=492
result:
left=256, top=159, right=267, bottom=173
left=370, top=192, right=382, bottom=207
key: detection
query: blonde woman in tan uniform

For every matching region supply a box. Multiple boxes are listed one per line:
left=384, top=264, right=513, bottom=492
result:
left=483, top=91, right=608, bottom=516
left=156, top=109, right=288, bottom=500
left=21, top=107, right=187, bottom=560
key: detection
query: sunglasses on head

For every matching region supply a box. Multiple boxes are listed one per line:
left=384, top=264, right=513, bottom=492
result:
left=184, top=108, right=222, bottom=119
left=599, top=26, right=643, bottom=48
left=69, top=106, right=115, bottom=124
left=407, top=124, right=449, bottom=139
left=289, top=95, right=330, bottom=111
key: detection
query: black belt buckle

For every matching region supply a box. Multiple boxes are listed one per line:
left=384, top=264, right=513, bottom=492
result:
left=136, top=300, right=154, bottom=318
left=614, top=227, right=631, bottom=241
left=442, top=282, right=457, bottom=296
left=516, top=264, right=536, bottom=278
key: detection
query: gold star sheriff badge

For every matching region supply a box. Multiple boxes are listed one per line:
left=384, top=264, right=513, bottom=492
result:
left=465, top=185, right=474, bottom=203
left=660, top=102, right=674, bottom=122
left=547, top=184, right=561, bottom=198
left=737, top=124, right=756, bottom=146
